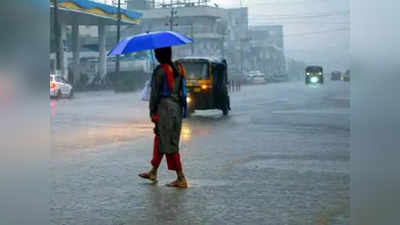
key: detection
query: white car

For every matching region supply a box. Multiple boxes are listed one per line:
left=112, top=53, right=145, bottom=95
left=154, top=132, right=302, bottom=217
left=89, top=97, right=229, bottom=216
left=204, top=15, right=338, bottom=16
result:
left=252, top=75, right=266, bottom=84
left=50, top=74, right=73, bottom=98
left=246, top=71, right=266, bottom=84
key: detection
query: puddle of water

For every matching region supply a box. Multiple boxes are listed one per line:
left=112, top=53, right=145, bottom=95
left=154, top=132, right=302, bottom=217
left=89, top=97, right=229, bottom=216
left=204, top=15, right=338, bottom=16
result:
left=52, top=122, right=153, bottom=151
left=243, top=158, right=349, bottom=174
left=183, top=179, right=228, bottom=188
left=272, top=109, right=349, bottom=115
left=181, top=124, right=192, bottom=142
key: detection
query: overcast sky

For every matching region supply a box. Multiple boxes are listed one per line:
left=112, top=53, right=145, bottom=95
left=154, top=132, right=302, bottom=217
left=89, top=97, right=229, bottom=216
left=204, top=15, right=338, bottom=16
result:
left=211, top=0, right=350, bottom=71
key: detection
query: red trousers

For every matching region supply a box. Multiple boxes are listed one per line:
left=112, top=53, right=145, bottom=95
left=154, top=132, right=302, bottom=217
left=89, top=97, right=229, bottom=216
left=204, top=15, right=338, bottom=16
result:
left=151, top=135, right=182, bottom=171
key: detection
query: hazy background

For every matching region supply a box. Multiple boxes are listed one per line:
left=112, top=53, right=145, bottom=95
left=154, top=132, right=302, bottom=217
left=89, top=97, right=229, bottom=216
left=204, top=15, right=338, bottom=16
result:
left=211, top=0, right=350, bottom=72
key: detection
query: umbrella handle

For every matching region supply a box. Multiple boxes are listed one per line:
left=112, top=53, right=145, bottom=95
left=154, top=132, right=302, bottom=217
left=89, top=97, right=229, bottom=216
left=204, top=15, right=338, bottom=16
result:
left=150, top=50, right=155, bottom=70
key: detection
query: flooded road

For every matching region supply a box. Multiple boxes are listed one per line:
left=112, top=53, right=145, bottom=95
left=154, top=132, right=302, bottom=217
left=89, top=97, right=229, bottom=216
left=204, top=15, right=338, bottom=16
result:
left=51, top=81, right=350, bottom=225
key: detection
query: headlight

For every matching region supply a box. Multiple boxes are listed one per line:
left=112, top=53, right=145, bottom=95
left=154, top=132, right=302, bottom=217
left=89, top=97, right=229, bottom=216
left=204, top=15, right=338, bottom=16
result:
left=186, top=96, right=191, bottom=104
left=306, top=72, right=310, bottom=75
left=201, top=84, right=209, bottom=90
left=318, top=72, right=323, bottom=75
left=310, top=77, right=319, bottom=83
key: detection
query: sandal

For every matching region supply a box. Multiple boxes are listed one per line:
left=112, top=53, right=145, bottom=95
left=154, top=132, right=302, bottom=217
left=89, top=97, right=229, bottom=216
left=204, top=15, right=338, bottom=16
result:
left=138, top=172, right=157, bottom=182
left=166, top=179, right=188, bottom=188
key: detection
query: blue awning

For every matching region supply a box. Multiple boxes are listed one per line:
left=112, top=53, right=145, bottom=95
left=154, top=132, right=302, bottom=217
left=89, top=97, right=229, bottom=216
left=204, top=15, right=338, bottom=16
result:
left=55, top=0, right=142, bottom=21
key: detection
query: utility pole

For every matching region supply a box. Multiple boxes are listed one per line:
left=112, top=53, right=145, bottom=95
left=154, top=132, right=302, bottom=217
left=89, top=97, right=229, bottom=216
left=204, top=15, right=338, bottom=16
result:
left=116, top=0, right=121, bottom=73
left=170, top=5, right=174, bottom=31
left=54, top=0, right=60, bottom=71
left=218, top=18, right=226, bottom=58
left=166, top=0, right=178, bottom=31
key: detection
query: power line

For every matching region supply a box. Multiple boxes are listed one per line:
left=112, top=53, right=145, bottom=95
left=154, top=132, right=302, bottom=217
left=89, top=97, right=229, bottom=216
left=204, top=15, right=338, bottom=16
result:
left=252, top=27, right=349, bottom=38
left=283, top=28, right=349, bottom=37
left=286, top=45, right=350, bottom=53
left=234, top=0, right=345, bottom=5
left=251, top=21, right=350, bottom=25
left=251, top=10, right=349, bottom=17
left=249, top=11, right=350, bottom=21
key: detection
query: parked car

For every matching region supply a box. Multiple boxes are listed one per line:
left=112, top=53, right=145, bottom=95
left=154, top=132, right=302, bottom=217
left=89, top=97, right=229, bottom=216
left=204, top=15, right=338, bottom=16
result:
left=50, top=74, right=73, bottom=98
left=246, top=71, right=266, bottom=84
left=341, top=69, right=351, bottom=81
left=331, top=71, right=342, bottom=81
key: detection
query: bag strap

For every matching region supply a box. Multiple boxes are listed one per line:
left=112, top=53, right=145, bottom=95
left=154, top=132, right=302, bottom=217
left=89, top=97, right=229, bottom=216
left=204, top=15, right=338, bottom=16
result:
left=160, top=64, right=174, bottom=91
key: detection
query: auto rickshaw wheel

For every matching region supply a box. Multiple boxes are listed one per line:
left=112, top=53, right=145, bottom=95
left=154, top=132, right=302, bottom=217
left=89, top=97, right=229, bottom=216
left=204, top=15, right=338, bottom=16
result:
left=187, top=107, right=194, bottom=118
left=222, top=108, right=229, bottom=116
left=221, top=95, right=230, bottom=116
left=56, top=90, right=62, bottom=100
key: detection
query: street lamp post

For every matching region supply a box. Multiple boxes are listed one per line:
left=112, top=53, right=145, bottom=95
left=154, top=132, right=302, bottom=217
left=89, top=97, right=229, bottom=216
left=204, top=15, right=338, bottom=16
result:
left=217, top=18, right=227, bottom=58
left=165, top=0, right=178, bottom=31
left=170, top=3, right=174, bottom=31
left=116, top=0, right=121, bottom=73
left=239, top=0, right=243, bottom=75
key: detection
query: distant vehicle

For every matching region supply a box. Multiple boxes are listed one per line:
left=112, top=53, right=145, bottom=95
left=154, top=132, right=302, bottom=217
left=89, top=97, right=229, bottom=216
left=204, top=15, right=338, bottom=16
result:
left=341, top=69, right=351, bottom=81
left=305, top=66, right=324, bottom=85
left=50, top=74, right=73, bottom=98
left=177, top=57, right=231, bottom=116
left=331, top=71, right=342, bottom=81
left=246, top=70, right=266, bottom=84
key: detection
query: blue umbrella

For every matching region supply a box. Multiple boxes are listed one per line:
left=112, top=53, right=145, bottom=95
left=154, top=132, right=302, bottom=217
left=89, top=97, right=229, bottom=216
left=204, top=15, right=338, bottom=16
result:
left=108, top=31, right=193, bottom=56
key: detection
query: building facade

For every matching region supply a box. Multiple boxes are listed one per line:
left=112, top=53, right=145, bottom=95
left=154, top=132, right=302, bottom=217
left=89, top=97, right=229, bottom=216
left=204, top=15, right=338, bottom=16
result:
left=223, top=7, right=249, bottom=75
left=248, top=25, right=287, bottom=81
left=72, top=1, right=287, bottom=83
left=127, top=0, right=153, bottom=10
left=125, top=4, right=227, bottom=59
left=122, top=4, right=253, bottom=77
left=92, top=0, right=128, bottom=8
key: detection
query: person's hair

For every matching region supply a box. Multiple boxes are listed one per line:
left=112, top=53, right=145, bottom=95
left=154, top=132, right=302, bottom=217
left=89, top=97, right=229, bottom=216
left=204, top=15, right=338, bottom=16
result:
left=154, top=47, right=179, bottom=78
left=154, top=47, right=172, bottom=64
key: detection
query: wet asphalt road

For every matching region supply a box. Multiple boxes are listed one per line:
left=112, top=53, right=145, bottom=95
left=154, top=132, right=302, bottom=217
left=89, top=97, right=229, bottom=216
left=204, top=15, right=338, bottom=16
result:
left=50, top=81, right=350, bottom=225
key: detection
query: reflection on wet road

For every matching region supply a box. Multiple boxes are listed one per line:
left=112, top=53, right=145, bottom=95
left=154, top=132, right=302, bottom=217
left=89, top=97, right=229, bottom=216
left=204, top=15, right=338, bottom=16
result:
left=51, top=82, right=350, bottom=225
left=181, top=123, right=192, bottom=141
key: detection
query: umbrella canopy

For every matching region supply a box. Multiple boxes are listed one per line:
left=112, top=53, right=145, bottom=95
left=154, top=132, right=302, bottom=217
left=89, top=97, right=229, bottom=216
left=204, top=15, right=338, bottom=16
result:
left=108, top=31, right=193, bottom=56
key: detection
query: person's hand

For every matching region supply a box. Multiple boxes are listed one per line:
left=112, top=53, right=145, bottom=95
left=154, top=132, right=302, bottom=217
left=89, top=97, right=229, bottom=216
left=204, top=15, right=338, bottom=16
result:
left=151, top=114, right=159, bottom=123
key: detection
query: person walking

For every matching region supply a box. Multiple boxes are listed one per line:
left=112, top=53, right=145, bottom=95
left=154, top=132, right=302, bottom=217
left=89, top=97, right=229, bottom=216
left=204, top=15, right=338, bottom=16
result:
left=139, top=47, right=188, bottom=188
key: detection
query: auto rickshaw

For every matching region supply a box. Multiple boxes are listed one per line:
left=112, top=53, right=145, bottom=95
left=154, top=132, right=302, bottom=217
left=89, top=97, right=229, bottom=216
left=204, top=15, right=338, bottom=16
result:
left=177, top=57, right=231, bottom=116
left=305, top=66, right=324, bottom=85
